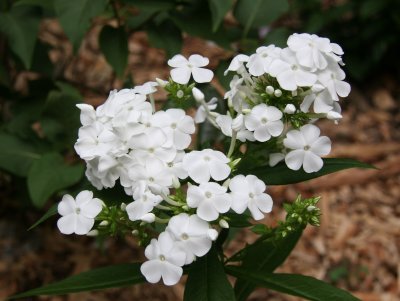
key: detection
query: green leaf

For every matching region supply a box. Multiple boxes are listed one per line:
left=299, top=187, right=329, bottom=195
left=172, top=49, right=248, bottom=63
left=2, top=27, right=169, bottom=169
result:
left=13, top=0, right=54, bottom=10
left=147, top=20, right=182, bottom=58
left=8, top=263, right=145, bottom=299
left=226, top=267, right=361, bottom=301
left=234, top=0, right=289, bottom=36
left=184, top=246, right=235, bottom=301
left=239, top=158, right=376, bottom=185
left=28, top=203, right=57, bottom=230
left=233, top=230, right=303, bottom=301
left=99, top=25, right=128, bottom=78
left=208, top=0, right=233, bottom=32
left=0, top=132, right=42, bottom=177
left=54, top=0, right=108, bottom=51
left=27, top=153, right=84, bottom=207
left=0, top=8, right=40, bottom=68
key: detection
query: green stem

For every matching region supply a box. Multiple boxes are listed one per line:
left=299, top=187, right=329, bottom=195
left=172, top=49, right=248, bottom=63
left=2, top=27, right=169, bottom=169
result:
left=227, top=130, right=238, bottom=158
left=149, top=94, right=156, bottom=113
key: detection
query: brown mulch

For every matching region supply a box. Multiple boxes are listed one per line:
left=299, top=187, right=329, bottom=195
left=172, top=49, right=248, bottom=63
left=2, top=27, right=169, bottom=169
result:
left=1, top=20, right=399, bottom=301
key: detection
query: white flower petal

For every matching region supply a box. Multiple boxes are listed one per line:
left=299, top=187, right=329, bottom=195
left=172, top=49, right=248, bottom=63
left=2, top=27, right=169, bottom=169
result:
left=58, top=194, right=76, bottom=216
left=209, top=161, right=230, bottom=181
left=57, top=214, right=76, bottom=235
left=285, top=149, right=305, bottom=171
left=192, top=67, right=214, bottom=83
left=188, top=54, right=209, bottom=67
left=75, top=215, right=95, bottom=235
left=168, top=54, right=188, bottom=68
left=310, top=136, right=331, bottom=156
left=303, top=151, right=323, bottom=173
left=170, top=67, right=191, bottom=84
left=141, top=261, right=162, bottom=283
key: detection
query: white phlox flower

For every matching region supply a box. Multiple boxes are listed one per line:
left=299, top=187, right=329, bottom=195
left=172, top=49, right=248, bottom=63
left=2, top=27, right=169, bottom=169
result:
left=283, top=124, right=331, bottom=173
left=224, top=54, right=249, bottom=75
left=74, top=122, right=119, bottom=161
left=140, top=232, right=186, bottom=285
left=269, top=48, right=317, bottom=91
left=151, top=109, right=195, bottom=150
left=317, top=65, right=351, bottom=101
left=216, top=114, right=255, bottom=142
left=247, top=45, right=281, bottom=76
left=126, top=182, right=163, bottom=221
left=57, top=190, right=103, bottom=235
left=194, top=97, right=218, bottom=123
left=168, top=54, right=214, bottom=84
left=224, top=75, right=252, bottom=112
left=244, top=104, right=284, bottom=142
left=133, top=81, right=158, bottom=95
left=166, top=151, right=188, bottom=180
left=287, top=33, right=333, bottom=70
left=166, top=213, right=218, bottom=264
left=129, top=158, right=173, bottom=195
left=187, top=182, right=231, bottom=221
left=76, top=104, right=96, bottom=126
left=229, top=175, right=273, bottom=220
left=182, top=149, right=231, bottom=183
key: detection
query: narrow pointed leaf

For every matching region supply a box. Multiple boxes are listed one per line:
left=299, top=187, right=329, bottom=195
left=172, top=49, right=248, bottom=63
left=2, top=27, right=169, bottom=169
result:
left=234, top=0, right=289, bottom=36
left=8, top=263, right=145, bottom=299
left=227, top=267, right=361, bottom=301
left=99, top=25, right=128, bottom=78
left=54, top=0, right=108, bottom=51
left=184, top=246, right=235, bottom=301
left=233, top=230, right=303, bottom=301
left=208, top=0, right=233, bottom=32
left=28, top=203, right=58, bottom=231
left=239, top=158, right=376, bottom=185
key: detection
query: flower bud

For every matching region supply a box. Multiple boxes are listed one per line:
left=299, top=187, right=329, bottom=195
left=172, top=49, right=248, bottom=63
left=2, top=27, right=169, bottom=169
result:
left=86, top=230, right=99, bottom=237
left=131, top=230, right=139, bottom=236
left=172, top=176, right=181, bottom=189
left=99, top=220, right=109, bottom=226
left=284, top=104, right=296, bottom=114
left=292, top=90, right=298, bottom=97
left=242, top=108, right=251, bottom=114
left=274, top=89, right=282, bottom=97
left=140, top=213, right=155, bottom=223
left=176, top=90, right=184, bottom=98
left=219, top=219, right=229, bottom=229
left=155, top=77, right=167, bottom=87
left=326, top=111, right=342, bottom=121
left=222, top=178, right=231, bottom=188
left=265, top=85, right=274, bottom=95
left=192, top=87, right=204, bottom=102
left=120, top=202, right=127, bottom=211
left=307, top=205, right=316, bottom=212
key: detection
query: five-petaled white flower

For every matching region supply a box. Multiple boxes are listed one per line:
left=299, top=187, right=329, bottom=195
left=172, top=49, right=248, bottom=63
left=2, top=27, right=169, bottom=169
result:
left=244, top=104, right=284, bottom=142
left=187, top=182, right=231, bottom=221
left=182, top=149, right=231, bottom=183
left=140, top=231, right=186, bottom=285
left=166, top=213, right=218, bottom=264
left=57, top=191, right=103, bottom=235
left=229, top=175, right=273, bottom=220
left=284, top=124, right=331, bottom=173
left=168, top=54, right=214, bottom=85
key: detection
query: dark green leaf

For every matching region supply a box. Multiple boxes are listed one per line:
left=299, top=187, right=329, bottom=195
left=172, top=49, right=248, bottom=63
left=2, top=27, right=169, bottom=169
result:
left=208, top=0, right=233, bottom=32
left=54, top=0, right=108, bottom=51
left=226, top=267, right=361, bottom=301
left=0, top=9, right=40, bottom=68
left=239, top=158, right=376, bottom=185
left=13, top=0, right=54, bottom=10
left=0, top=132, right=42, bottom=177
left=184, top=246, right=235, bottom=301
left=147, top=20, right=182, bottom=58
left=8, top=263, right=145, bottom=299
left=234, top=0, right=289, bottom=36
left=233, top=230, right=302, bottom=301
left=99, top=25, right=128, bottom=78
left=28, top=203, right=57, bottom=230
left=27, top=153, right=84, bottom=207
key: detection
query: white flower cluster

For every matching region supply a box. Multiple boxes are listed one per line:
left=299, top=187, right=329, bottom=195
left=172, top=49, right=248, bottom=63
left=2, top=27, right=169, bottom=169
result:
left=196, top=33, right=350, bottom=173
left=56, top=33, right=350, bottom=287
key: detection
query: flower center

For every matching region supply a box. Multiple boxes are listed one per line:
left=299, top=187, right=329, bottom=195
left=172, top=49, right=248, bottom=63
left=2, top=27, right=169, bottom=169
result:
left=75, top=207, right=81, bottom=214
left=249, top=192, right=254, bottom=199
left=205, top=191, right=212, bottom=198
left=149, top=177, right=154, bottom=182
left=181, top=233, right=189, bottom=240
left=204, top=156, right=210, bottom=161
left=145, top=122, right=151, bottom=128
left=171, top=123, right=177, bottom=129
left=261, top=52, right=268, bottom=58
left=167, top=162, right=173, bottom=167
left=148, top=148, right=154, bottom=153
left=176, top=90, right=184, bottom=99
left=304, top=145, right=310, bottom=151
left=291, top=64, right=298, bottom=71
left=261, top=117, right=268, bottom=124
left=159, top=255, right=166, bottom=261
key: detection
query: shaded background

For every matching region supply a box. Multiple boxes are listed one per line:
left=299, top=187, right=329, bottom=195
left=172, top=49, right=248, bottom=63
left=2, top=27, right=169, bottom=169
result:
left=1, top=0, right=399, bottom=300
